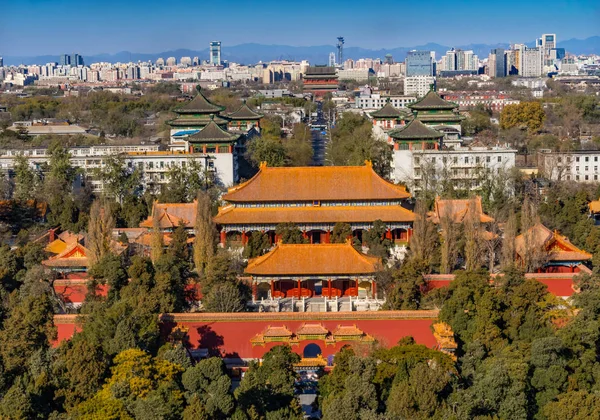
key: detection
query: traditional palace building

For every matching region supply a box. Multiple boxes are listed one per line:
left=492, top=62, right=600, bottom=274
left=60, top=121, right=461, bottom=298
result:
left=245, top=242, right=382, bottom=301
left=214, top=162, right=415, bottom=247
left=302, top=66, right=339, bottom=97
left=408, top=90, right=464, bottom=132
left=369, top=101, right=409, bottom=131
left=515, top=223, right=592, bottom=273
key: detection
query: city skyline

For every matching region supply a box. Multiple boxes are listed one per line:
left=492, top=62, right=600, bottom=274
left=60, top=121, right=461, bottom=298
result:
left=0, top=0, right=598, bottom=56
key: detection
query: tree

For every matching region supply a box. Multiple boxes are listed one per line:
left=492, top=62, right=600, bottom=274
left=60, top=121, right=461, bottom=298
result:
left=0, top=293, right=56, bottom=375
left=12, top=154, right=40, bottom=201
left=331, top=222, right=352, bottom=243
left=246, top=136, right=287, bottom=167
left=242, top=231, right=271, bottom=259
left=182, top=357, right=235, bottom=419
left=463, top=198, right=484, bottom=271
left=88, top=254, right=128, bottom=303
left=439, top=211, right=460, bottom=274
left=500, top=101, right=545, bottom=134
left=284, top=122, right=313, bottom=166
left=543, top=391, right=600, bottom=420
left=95, top=154, right=142, bottom=203
left=150, top=209, right=164, bottom=263
left=87, top=199, right=116, bottom=265
left=235, top=345, right=302, bottom=419
left=326, top=112, right=392, bottom=179
left=501, top=210, right=517, bottom=270
left=408, top=200, right=438, bottom=266
left=364, top=220, right=391, bottom=260
left=521, top=194, right=549, bottom=273
left=203, top=282, right=245, bottom=312
left=193, top=192, right=216, bottom=275
left=160, top=160, right=208, bottom=203
left=275, top=222, right=306, bottom=244
left=74, top=348, right=184, bottom=419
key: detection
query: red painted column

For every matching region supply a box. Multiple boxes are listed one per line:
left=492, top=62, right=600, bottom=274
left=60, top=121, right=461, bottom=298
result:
left=202, top=145, right=207, bottom=154
left=385, top=228, right=392, bottom=240
left=372, top=281, right=377, bottom=299
left=242, top=231, right=248, bottom=245
left=325, top=230, right=331, bottom=243
left=302, top=231, right=308, bottom=240
left=297, top=279, right=301, bottom=296
left=407, top=227, right=413, bottom=243
left=220, top=230, right=226, bottom=245
left=252, top=281, right=257, bottom=300
left=328, top=279, right=332, bottom=298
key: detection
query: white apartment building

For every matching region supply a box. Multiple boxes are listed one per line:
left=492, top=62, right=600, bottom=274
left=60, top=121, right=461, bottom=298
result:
left=404, top=75, right=435, bottom=98
left=539, top=150, right=600, bottom=183
left=0, top=144, right=234, bottom=194
left=521, top=48, right=543, bottom=77
left=355, top=94, right=417, bottom=110
left=392, top=145, right=517, bottom=191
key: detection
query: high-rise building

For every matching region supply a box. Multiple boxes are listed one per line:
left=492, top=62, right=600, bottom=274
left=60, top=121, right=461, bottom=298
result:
left=0, top=57, right=3, bottom=67
left=166, top=57, right=177, bottom=66
left=328, top=52, right=336, bottom=67
left=513, top=43, right=527, bottom=74
left=180, top=56, right=192, bottom=66
left=210, top=41, right=222, bottom=66
left=156, top=57, right=165, bottom=66
left=488, top=48, right=506, bottom=78
left=384, top=54, right=393, bottom=65
left=59, top=54, right=70, bottom=66
left=521, top=48, right=543, bottom=77
left=70, top=53, right=84, bottom=66
left=405, top=51, right=434, bottom=77
left=442, top=49, right=458, bottom=71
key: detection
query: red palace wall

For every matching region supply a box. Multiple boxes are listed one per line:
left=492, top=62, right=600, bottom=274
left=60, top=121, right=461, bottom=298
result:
left=423, top=273, right=577, bottom=297
left=53, top=311, right=440, bottom=360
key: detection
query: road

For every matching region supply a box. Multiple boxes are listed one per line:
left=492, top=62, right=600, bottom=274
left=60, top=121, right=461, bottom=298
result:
left=310, top=101, right=328, bottom=166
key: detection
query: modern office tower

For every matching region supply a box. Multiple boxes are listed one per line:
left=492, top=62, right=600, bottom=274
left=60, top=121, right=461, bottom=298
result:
left=405, top=51, right=434, bottom=76
left=512, top=43, right=527, bottom=74
left=384, top=54, right=394, bottom=65
left=521, top=47, right=543, bottom=77
left=70, top=53, right=84, bottom=66
left=488, top=48, right=506, bottom=78
left=193, top=56, right=200, bottom=66
left=59, top=54, right=70, bottom=66
left=180, top=56, right=192, bottom=66
left=462, top=50, right=478, bottom=70
left=442, top=49, right=458, bottom=71
left=166, top=57, right=177, bottom=66
left=156, top=57, right=165, bottom=66
left=328, top=52, right=336, bottom=67
left=0, top=57, right=3, bottom=67
left=541, top=34, right=557, bottom=66
left=210, top=41, right=222, bottom=66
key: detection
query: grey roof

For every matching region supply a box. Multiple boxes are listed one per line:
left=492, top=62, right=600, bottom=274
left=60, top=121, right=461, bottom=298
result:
left=175, top=91, right=225, bottom=114
left=187, top=120, right=240, bottom=143
left=227, top=103, right=263, bottom=120
left=409, top=90, right=458, bottom=110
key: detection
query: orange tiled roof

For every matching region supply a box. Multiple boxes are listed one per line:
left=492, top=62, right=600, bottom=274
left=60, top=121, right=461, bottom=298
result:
left=222, top=162, right=410, bottom=202
left=515, top=223, right=592, bottom=262
left=214, top=204, right=415, bottom=225
left=140, top=200, right=197, bottom=229
left=427, top=196, right=494, bottom=224
left=296, top=323, right=329, bottom=335
left=589, top=200, right=600, bottom=213
left=332, top=324, right=364, bottom=336
left=42, top=242, right=90, bottom=268
left=245, top=242, right=381, bottom=276
left=262, top=325, right=293, bottom=337
left=46, top=239, right=68, bottom=255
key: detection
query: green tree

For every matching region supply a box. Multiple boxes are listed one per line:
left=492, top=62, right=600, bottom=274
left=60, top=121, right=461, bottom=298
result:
left=12, top=154, right=40, bottom=201
left=242, top=231, right=270, bottom=259
left=284, top=122, right=313, bottom=166
left=364, top=220, right=391, bottom=259
left=193, top=192, right=216, bottom=275
left=182, top=357, right=235, bottom=419
left=275, top=222, right=306, bottom=244
left=87, top=199, right=116, bottom=265
left=95, top=154, right=142, bottom=204
left=331, top=222, right=353, bottom=244
left=246, top=136, right=287, bottom=167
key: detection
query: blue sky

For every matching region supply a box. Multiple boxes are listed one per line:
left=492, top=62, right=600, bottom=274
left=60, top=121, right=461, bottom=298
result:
left=0, top=0, right=598, bottom=56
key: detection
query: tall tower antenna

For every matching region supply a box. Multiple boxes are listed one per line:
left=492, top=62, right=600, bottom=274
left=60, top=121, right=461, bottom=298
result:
left=336, top=37, right=344, bottom=66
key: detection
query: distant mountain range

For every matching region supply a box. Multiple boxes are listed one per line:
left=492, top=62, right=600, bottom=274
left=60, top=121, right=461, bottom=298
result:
left=3, top=36, right=599, bottom=66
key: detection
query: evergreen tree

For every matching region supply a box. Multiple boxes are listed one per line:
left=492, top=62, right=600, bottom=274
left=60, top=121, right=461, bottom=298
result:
left=193, top=192, right=216, bottom=275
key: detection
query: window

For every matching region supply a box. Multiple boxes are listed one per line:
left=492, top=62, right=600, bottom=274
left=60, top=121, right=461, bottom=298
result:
left=476, top=157, right=480, bottom=164
left=498, top=156, right=502, bottom=163
left=414, top=157, right=420, bottom=164
left=486, top=156, right=491, bottom=163
left=453, top=169, right=458, bottom=176
left=576, top=166, right=579, bottom=171
left=576, top=157, right=580, bottom=162
left=586, top=157, right=590, bottom=162
left=596, top=175, right=598, bottom=181
left=576, top=175, right=580, bottom=180
left=464, top=157, right=469, bottom=164
left=558, top=157, right=562, bottom=163
left=442, top=157, right=447, bottom=163
left=595, top=157, right=598, bottom=162
left=595, top=166, right=598, bottom=171
left=453, top=157, right=458, bottom=164
left=586, top=166, right=589, bottom=171
left=585, top=175, right=589, bottom=180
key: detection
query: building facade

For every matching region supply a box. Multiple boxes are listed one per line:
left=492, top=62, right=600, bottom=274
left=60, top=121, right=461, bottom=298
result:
left=404, top=75, right=436, bottom=98
left=405, top=51, right=434, bottom=76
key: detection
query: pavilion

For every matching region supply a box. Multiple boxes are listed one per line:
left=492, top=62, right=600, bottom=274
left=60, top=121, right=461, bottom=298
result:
left=408, top=90, right=464, bottom=133
left=245, top=242, right=382, bottom=300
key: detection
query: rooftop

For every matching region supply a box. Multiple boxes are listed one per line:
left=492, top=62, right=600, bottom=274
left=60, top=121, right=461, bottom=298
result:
left=245, top=242, right=381, bottom=277
left=370, top=102, right=407, bottom=119
left=140, top=200, right=198, bottom=229
left=409, top=90, right=458, bottom=110
left=515, top=223, right=592, bottom=262
left=427, top=196, right=494, bottom=224
left=186, top=120, right=240, bottom=143
left=174, top=90, right=225, bottom=114
left=222, top=162, right=411, bottom=203
left=227, top=102, right=263, bottom=120
left=388, top=119, right=444, bottom=141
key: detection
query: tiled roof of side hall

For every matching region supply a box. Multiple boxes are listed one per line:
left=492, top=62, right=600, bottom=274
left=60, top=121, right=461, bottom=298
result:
left=409, top=90, right=458, bottom=110
left=174, top=91, right=225, bottom=114
left=370, top=102, right=407, bottom=119
left=186, top=120, right=240, bottom=142
left=227, top=103, right=263, bottom=120
left=388, top=119, right=444, bottom=140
